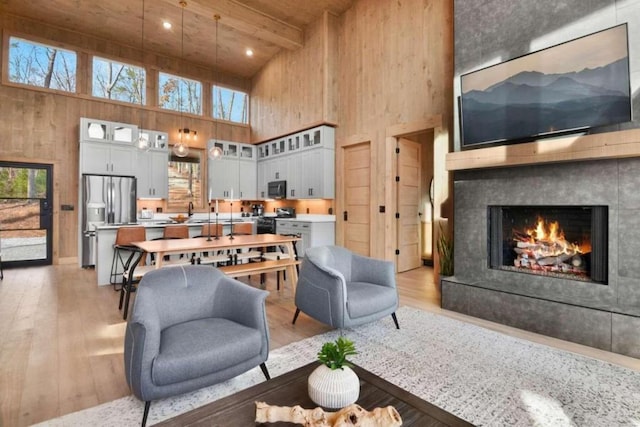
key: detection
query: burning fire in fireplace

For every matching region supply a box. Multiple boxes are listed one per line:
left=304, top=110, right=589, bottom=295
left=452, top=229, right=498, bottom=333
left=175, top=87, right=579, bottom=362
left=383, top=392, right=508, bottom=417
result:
left=512, top=216, right=590, bottom=276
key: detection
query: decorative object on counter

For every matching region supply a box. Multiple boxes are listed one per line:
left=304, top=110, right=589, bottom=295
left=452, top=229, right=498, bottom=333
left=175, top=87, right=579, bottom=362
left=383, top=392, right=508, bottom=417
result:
left=308, top=337, right=360, bottom=409
left=254, top=402, right=402, bottom=427
left=206, top=197, right=213, bottom=241
left=169, top=214, right=188, bottom=223
left=171, top=0, right=189, bottom=158
left=214, top=199, right=220, bottom=240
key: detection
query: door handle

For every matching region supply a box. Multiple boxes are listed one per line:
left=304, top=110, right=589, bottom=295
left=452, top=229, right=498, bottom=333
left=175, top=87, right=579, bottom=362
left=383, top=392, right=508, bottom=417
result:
left=343, top=211, right=348, bottom=221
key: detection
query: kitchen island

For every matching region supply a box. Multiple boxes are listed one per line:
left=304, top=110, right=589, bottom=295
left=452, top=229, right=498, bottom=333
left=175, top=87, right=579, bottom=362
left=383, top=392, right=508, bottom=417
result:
left=275, top=214, right=335, bottom=258
left=94, top=217, right=255, bottom=286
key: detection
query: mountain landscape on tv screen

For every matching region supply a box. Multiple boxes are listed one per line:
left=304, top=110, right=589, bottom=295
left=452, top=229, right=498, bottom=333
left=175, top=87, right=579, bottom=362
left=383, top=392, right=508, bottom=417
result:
left=461, top=57, right=631, bottom=147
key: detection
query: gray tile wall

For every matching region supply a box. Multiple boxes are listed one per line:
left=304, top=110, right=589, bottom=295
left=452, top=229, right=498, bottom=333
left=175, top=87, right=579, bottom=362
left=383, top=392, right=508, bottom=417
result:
left=448, top=0, right=640, bottom=358
left=453, top=0, right=640, bottom=150
left=446, top=158, right=640, bottom=357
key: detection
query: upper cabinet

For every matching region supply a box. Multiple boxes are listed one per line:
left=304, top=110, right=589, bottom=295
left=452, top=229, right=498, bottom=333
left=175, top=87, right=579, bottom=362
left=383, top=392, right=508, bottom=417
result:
left=80, top=141, right=136, bottom=176
left=257, top=125, right=335, bottom=200
left=208, top=140, right=257, bottom=200
left=257, top=125, right=335, bottom=160
left=80, top=118, right=137, bottom=144
left=137, top=130, right=169, bottom=199
left=79, top=117, right=139, bottom=176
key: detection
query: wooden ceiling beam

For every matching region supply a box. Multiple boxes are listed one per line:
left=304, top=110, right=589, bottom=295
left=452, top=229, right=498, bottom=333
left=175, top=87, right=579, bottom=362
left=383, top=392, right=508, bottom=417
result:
left=161, top=0, right=304, bottom=50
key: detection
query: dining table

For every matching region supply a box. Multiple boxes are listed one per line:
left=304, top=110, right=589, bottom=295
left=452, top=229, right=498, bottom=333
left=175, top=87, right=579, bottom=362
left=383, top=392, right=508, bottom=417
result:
left=130, top=233, right=301, bottom=284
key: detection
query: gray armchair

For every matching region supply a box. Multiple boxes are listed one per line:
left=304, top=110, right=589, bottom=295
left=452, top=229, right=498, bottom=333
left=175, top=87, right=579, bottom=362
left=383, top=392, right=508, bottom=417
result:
left=292, top=245, right=400, bottom=329
left=124, top=265, right=270, bottom=426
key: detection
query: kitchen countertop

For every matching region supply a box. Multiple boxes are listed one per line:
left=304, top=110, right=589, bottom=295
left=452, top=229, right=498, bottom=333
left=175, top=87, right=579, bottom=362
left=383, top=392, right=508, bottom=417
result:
left=275, top=214, right=336, bottom=222
left=95, top=217, right=255, bottom=230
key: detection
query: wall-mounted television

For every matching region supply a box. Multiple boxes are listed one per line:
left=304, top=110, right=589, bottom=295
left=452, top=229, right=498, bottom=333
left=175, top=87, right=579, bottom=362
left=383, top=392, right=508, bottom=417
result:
left=459, top=24, right=632, bottom=149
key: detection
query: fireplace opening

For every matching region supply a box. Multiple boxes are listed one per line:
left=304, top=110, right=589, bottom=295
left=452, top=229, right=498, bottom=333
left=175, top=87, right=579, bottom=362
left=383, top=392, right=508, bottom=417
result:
left=488, top=206, right=608, bottom=284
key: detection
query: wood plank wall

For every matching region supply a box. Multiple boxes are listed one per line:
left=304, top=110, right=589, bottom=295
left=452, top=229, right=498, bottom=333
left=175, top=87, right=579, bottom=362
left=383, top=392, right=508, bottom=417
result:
left=250, top=12, right=339, bottom=141
left=0, top=14, right=251, bottom=262
left=250, top=0, right=454, bottom=259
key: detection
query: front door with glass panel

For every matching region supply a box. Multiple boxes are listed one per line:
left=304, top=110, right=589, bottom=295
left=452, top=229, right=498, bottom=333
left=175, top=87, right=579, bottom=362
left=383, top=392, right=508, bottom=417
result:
left=0, top=162, right=53, bottom=267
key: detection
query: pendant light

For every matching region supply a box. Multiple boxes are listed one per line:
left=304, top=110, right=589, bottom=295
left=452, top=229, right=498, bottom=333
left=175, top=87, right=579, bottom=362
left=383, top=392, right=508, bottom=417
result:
left=135, top=0, right=150, bottom=151
left=172, top=0, right=190, bottom=158
left=208, top=14, right=223, bottom=161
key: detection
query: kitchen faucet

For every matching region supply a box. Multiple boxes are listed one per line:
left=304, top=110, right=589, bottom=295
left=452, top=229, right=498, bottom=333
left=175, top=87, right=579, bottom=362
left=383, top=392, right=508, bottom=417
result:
left=188, top=201, right=194, bottom=217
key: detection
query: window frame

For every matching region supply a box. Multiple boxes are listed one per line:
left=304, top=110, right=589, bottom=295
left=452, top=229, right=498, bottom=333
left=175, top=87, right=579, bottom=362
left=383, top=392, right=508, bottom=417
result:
left=158, top=71, right=203, bottom=116
left=212, top=84, right=249, bottom=124
left=6, top=34, right=78, bottom=94
left=91, top=55, right=146, bottom=105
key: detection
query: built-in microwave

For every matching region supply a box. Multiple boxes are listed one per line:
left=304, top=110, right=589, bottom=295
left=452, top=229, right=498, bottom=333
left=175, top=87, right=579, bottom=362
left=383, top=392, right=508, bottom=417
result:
left=267, top=180, right=287, bottom=199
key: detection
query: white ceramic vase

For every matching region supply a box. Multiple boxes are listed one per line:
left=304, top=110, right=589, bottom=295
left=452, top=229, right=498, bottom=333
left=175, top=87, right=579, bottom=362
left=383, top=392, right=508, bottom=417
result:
left=308, top=364, right=360, bottom=409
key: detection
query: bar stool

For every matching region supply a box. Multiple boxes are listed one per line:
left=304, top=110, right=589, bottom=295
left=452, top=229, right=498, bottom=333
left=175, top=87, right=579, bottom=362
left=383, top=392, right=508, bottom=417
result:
left=110, top=226, right=146, bottom=288
left=231, top=222, right=262, bottom=265
left=150, top=225, right=192, bottom=265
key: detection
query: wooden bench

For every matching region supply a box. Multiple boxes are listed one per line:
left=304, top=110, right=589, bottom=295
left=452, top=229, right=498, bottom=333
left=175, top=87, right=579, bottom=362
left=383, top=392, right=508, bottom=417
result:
left=219, top=259, right=301, bottom=287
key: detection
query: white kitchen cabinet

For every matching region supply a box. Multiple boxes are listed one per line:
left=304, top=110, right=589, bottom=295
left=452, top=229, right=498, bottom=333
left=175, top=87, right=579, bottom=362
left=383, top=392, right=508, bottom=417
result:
left=81, top=118, right=137, bottom=144
left=283, top=147, right=334, bottom=200
left=239, top=159, right=257, bottom=200
left=210, top=140, right=240, bottom=158
left=208, top=140, right=256, bottom=200
left=137, top=148, right=168, bottom=198
left=80, top=141, right=136, bottom=176
left=301, top=148, right=335, bottom=199
left=139, top=129, right=169, bottom=150
left=256, top=125, right=335, bottom=200
left=275, top=220, right=335, bottom=258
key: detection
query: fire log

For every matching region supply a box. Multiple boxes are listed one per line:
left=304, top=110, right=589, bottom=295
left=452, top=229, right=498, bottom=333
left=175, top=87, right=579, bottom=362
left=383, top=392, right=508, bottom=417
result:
left=254, top=401, right=402, bottom=427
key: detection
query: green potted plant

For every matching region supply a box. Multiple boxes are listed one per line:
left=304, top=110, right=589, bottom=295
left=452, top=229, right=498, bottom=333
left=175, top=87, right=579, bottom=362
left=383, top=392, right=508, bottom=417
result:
left=437, top=223, right=454, bottom=276
left=308, top=337, right=360, bottom=408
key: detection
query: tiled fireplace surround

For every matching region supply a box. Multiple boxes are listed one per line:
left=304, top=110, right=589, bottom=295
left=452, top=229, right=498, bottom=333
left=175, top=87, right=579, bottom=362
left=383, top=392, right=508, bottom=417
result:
left=441, top=156, right=640, bottom=358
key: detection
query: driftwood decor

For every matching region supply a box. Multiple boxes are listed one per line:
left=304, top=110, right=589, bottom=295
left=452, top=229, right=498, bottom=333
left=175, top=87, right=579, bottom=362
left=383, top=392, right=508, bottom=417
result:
left=255, top=401, right=402, bottom=426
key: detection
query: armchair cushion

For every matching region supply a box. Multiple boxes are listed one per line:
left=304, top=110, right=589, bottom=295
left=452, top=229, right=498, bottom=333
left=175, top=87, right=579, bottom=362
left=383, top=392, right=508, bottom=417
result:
left=154, top=318, right=263, bottom=386
left=346, top=282, right=398, bottom=319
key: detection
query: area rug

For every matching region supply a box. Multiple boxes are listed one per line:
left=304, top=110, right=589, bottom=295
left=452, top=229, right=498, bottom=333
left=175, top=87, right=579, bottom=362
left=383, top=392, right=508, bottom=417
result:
left=34, top=306, right=640, bottom=426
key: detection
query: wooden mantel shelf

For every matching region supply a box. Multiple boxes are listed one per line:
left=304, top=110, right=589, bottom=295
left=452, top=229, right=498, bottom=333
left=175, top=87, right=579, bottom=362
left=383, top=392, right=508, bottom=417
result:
left=446, top=128, right=640, bottom=171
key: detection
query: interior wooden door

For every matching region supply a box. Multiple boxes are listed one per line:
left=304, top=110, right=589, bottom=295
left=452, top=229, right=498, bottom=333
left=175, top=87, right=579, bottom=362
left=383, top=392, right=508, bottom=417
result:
left=397, top=138, right=421, bottom=272
left=343, top=142, right=371, bottom=256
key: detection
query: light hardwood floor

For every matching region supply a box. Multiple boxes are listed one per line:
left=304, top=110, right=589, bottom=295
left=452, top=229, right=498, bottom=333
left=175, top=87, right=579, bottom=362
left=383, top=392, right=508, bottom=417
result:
left=1, top=264, right=639, bottom=426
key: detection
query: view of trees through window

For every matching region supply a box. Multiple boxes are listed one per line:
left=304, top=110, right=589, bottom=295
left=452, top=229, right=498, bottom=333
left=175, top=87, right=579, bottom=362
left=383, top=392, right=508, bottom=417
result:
left=213, top=86, right=249, bottom=124
left=158, top=72, right=202, bottom=114
left=167, top=151, right=203, bottom=210
left=7, top=35, right=250, bottom=125
left=92, top=57, right=145, bottom=104
left=8, top=37, right=76, bottom=92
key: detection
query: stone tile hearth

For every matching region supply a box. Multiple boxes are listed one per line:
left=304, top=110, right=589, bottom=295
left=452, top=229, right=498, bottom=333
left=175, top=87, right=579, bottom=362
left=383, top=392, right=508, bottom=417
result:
left=442, top=157, right=640, bottom=358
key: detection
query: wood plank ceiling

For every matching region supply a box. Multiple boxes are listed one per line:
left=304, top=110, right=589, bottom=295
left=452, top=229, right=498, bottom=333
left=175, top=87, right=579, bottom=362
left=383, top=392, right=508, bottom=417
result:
left=1, top=0, right=354, bottom=78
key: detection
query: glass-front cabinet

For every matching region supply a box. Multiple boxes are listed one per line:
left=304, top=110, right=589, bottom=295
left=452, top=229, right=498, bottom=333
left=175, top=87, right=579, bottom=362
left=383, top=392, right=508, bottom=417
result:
left=81, top=118, right=137, bottom=144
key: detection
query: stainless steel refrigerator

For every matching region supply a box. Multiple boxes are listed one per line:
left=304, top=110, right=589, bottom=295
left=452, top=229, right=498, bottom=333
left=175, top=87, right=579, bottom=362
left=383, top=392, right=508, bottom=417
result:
left=81, top=174, right=137, bottom=267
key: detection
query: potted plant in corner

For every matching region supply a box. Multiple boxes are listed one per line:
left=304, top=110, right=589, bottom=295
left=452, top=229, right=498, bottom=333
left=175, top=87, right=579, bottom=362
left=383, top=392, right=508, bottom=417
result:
left=437, top=223, right=454, bottom=277
left=308, top=336, right=360, bottom=409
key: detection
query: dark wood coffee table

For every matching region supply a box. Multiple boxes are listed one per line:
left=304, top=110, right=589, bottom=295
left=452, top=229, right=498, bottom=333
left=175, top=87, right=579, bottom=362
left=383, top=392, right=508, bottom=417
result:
left=155, top=362, right=474, bottom=426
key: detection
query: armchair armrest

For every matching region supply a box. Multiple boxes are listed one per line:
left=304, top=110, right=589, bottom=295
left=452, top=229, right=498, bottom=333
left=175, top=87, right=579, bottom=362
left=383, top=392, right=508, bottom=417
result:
left=351, top=253, right=396, bottom=288
left=295, top=258, right=349, bottom=327
left=124, top=286, right=162, bottom=399
left=212, top=276, right=269, bottom=331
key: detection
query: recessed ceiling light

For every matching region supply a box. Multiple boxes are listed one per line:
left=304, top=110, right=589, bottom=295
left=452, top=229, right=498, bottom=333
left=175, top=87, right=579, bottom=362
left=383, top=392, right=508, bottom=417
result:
left=163, top=21, right=172, bottom=30
left=245, top=48, right=254, bottom=57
